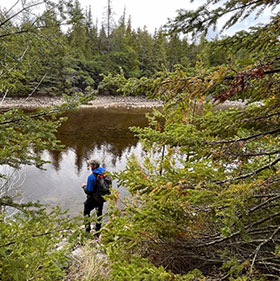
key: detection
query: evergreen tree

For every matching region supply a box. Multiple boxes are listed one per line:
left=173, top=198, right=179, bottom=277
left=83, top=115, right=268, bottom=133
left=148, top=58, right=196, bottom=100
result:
left=108, top=11, right=140, bottom=77
left=0, top=3, right=93, bottom=280
left=135, top=27, right=155, bottom=77
left=101, top=1, right=280, bottom=280
left=66, top=0, right=87, bottom=58
left=151, top=29, right=168, bottom=72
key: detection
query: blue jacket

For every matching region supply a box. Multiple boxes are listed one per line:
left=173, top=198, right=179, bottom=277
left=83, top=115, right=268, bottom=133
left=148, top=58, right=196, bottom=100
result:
left=86, top=167, right=105, bottom=192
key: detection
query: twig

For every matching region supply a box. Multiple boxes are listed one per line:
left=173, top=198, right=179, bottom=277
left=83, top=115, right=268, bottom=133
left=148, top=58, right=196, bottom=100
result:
left=254, top=192, right=280, bottom=198
left=0, top=227, right=71, bottom=248
left=159, top=145, right=165, bottom=176
left=248, top=194, right=280, bottom=214
left=208, top=127, right=280, bottom=145
left=0, top=1, right=44, bottom=28
left=0, top=47, right=28, bottom=80
left=0, top=88, right=10, bottom=105
left=227, top=149, right=280, bottom=157
left=25, top=72, right=48, bottom=101
left=214, top=156, right=280, bottom=184
left=0, top=109, right=58, bottom=126
left=4, top=0, right=20, bottom=18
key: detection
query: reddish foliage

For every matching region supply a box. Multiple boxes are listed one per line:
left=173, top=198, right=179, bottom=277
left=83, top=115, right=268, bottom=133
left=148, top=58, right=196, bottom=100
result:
left=213, top=65, right=271, bottom=103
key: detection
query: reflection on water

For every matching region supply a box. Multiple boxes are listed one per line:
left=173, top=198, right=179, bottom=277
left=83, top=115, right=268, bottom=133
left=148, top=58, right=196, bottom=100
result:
left=50, top=107, right=149, bottom=173
left=15, top=107, right=152, bottom=216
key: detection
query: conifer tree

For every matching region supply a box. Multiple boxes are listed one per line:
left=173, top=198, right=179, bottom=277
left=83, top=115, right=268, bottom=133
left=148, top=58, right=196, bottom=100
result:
left=102, top=1, right=280, bottom=280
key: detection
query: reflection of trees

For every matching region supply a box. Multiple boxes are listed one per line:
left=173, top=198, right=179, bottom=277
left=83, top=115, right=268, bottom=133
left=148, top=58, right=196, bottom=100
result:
left=49, top=150, right=63, bottom=171
left=48, top=107, right=150, bottom=173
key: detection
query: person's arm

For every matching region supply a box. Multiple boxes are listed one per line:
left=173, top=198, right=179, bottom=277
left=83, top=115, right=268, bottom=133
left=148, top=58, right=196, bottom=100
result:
left=82, top=174, right=96, bottom=195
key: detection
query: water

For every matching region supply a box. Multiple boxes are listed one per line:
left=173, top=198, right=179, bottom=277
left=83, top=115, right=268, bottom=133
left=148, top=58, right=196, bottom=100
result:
left=10, top=107, right=152, bottom=216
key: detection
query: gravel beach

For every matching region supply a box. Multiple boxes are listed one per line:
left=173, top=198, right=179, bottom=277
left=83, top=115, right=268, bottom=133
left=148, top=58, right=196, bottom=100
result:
left=0, top=96, right=163, bottom=109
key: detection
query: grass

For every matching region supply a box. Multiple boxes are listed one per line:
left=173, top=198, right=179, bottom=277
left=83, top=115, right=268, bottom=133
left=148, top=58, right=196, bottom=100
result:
left=64, top=238, right=111, bottom=281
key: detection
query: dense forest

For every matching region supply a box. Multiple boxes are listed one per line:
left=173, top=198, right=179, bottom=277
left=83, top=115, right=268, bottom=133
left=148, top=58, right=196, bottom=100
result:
left=0, top=0, right=237, bottom=97
left=1, top=0, right=280, bottom=280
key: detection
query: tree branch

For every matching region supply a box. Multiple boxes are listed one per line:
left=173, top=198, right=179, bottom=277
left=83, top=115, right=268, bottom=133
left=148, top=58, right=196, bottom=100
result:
left=227, top=149, right=280, bottom=157
left=209, top=127, right=280, bottom=145
left=214, top=156, right=280, bottom=184
left=248, top=194, right=280, bottom=214
left=0, top=1, right=45, bottom=28
left=250, top=225, right=280, bottom=275
left=0, top=227, right=71, bottom=248
left=25, top=72, right=48, bottom=101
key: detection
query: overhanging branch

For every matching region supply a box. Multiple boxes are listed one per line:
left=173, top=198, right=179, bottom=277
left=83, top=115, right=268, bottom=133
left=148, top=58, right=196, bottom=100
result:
left=214, top=156, right=280, bottom=184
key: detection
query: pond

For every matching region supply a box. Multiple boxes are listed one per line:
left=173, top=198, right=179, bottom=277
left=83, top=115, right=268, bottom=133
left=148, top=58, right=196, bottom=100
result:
left=13, top=107, right=153, bottom=216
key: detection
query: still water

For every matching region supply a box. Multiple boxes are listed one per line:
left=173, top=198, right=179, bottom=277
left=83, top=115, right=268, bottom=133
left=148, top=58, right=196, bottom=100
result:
left=16, top=107, right=152, bottom=216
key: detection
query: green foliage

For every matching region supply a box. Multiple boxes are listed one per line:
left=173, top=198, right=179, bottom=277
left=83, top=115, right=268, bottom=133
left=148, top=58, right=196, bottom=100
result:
left=0, top=93, right=93, bottom=280
left=168, top=0, right=280, bottom=38
left=0, top=206, right=83, bottom=281
left=99, top=3, right=280, bottom=277
left=2, top=0, right=280, bottom=280
left=109, top=256, right=204, bottom=281
left=1, top=0, right=248, bottom=97
left=98, top=71, right=128, bottom=95
left=98, top=70, right=163, bottom=96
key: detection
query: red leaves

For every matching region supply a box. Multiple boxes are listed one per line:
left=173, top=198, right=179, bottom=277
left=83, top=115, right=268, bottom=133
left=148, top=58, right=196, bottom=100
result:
left=213, top=65, right=271, bottom=104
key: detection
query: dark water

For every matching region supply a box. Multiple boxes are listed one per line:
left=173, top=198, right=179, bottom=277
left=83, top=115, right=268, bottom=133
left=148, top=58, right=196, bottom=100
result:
left=14, top=107, right=151, bottom=216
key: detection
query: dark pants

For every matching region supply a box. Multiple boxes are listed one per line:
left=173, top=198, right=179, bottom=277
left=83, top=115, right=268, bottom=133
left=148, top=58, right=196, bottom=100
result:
left=83, top=198, right=104, bottom=234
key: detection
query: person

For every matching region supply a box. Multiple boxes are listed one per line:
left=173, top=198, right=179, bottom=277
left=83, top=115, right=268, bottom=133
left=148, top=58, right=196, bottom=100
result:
left=81, top=158, right=105, bottom=237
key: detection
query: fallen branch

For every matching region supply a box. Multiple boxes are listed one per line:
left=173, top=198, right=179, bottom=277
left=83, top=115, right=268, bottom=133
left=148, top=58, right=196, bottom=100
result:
left=250, top=225, right=280, bottom=274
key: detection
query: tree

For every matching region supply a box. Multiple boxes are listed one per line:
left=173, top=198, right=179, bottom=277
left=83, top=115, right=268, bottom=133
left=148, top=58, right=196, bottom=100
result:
left=0, top=2, right=93, bottom=279
left=101, top=1, right=280, bottom=280
left=168, top=0, right=280, bottom=39
left=0, top=0, right=70, bottom=96
left=107, top=11, right=140, bottom=78
left=135, top=27, right=155, bottom=77
left=151, top=29, right=168, bottom=72
left=66, top=0, right=88, bottom=58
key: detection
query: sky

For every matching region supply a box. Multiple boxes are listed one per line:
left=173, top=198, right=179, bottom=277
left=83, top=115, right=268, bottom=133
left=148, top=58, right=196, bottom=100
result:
left=78, top=0, right=202, bottom=32
left=0, top=0, right=278, bottom=36
left=0, top=0, right=201, bottom=33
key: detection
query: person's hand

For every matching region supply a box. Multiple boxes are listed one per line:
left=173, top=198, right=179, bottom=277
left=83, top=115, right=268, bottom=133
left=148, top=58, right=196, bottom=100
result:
left=81, top=183, right=86, bottom=189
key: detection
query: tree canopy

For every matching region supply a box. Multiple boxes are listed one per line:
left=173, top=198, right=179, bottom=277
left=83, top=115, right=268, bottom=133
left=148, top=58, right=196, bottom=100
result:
left=99, top=1, right=280, bottom=280
left=0, top=0, right=237, bottom=97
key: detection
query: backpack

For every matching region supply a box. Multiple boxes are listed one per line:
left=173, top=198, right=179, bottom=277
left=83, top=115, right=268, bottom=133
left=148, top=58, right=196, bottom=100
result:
left=94, top=173, right=112, bottom=197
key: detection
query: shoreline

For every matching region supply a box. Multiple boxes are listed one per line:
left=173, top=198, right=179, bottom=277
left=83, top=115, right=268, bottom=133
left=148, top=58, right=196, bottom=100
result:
left=0, top=96, right=163, bottom=109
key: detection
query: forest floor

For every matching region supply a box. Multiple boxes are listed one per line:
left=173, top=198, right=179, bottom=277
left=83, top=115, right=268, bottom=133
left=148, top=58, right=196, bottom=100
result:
left=0, top=95, right=163, bottom=109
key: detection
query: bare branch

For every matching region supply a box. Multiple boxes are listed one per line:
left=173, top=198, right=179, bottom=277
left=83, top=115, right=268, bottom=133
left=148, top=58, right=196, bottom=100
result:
left=4, top=0, right=21, bottom=18
left=0, top=1, right=45, bottom=28
left=0, top=89, right=10, bottom=105
left=250, top=225, right=280, bottom=275
left=248, top=195, right=280, bottom=214
left=25, top=72, right=48, bottom=101
left=226, top=149, right=280, bottom=158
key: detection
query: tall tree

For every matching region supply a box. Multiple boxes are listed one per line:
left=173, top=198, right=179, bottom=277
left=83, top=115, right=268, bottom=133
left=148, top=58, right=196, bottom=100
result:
left=101, top=1, right=280, bottom=280
left=66, top=0, right=87, bottom=58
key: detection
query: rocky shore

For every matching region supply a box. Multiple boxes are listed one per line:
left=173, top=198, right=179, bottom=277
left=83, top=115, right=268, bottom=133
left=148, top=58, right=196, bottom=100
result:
left=0, top=96, right=246, bottom=112
left=0, top=96, right=163, bottom=109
